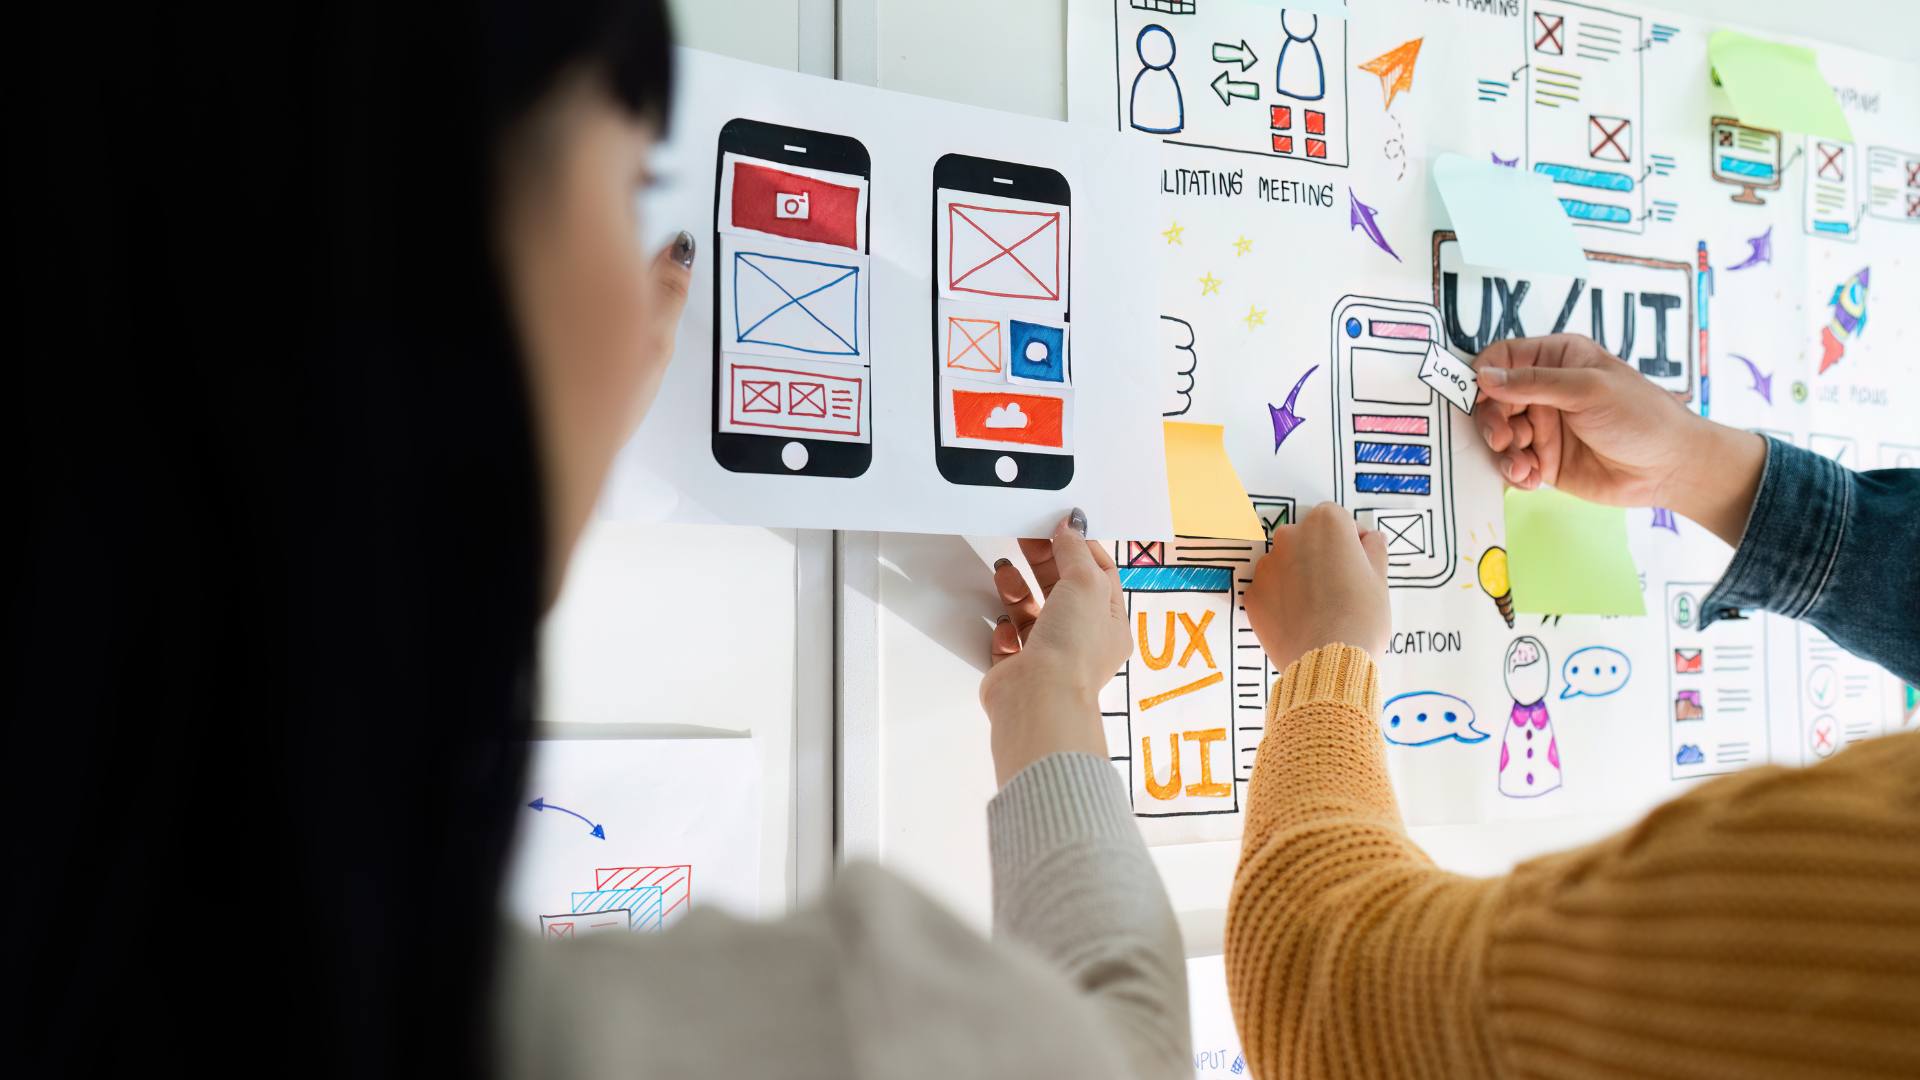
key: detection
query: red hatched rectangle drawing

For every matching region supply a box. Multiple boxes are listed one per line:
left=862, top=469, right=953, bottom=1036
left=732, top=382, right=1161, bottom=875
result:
left=1270, top=105, right=1292, bottom=130
left=1273, top=134, right=1294, bottom=154
left=594, top=865, right=695, bottom=921
left=1353, top=414, right=1430, bottom=435
left=1305, top=110, right=1326, bottom=136
left=726, top=362, right=865, bottom=438
left=1306, top=139, right=1328, bottom=159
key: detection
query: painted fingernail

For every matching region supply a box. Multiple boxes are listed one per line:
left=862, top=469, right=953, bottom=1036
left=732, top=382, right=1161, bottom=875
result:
left=992, top=557, right=1012, bottom=571
left=1068, top=507, right=1088, bottom=537
left=671, top=230, right=696, bottom=268
left=1481, top=366, right=1508, bottom=386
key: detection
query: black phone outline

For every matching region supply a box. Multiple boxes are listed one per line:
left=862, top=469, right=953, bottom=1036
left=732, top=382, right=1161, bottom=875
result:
left=711, top=118, right=873, bottom=479
left=929, top=153, right=1074, bottom=491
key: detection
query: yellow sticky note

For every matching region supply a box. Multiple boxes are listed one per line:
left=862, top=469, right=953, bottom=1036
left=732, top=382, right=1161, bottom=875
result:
left=1708, top=30, right=1851, bottom=142
left=1504, top=487, right=1645, bottom=616
left=1162, top=422, right=1264, bottom=541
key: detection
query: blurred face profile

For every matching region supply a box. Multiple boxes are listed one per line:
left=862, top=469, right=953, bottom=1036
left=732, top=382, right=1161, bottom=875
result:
left=497, top=66, right=667, bottom=595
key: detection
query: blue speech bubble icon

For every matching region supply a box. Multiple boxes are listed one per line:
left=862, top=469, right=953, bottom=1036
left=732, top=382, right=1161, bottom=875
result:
left=1560, top=646, right=1632, bottom=699
left=1380, top=691, right=1487, bottom=746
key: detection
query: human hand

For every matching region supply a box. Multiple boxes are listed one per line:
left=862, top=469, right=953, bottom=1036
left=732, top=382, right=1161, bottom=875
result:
left=979, top=510, right=1129, bottom=787
left=1245, top=503, right=1389, bottom=673
left=1474, top=334, right=1764, bottom=545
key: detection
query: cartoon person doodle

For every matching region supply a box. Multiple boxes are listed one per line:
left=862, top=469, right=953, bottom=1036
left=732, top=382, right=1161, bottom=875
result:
left=1129, top=24, right=1184, bottom=135
left=1274, top=12, right=1326, bottom=101
left=1498, top=636, right=1562, bottom=798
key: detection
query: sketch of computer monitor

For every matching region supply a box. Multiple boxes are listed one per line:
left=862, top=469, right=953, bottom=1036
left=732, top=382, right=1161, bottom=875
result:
left=1328, top=295, right=1456, bottom=589
left=1710, top=116, right=1782, bottom=205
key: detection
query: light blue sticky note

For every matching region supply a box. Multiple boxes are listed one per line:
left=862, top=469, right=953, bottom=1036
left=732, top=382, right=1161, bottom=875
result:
left=1432, top=152, right=1590, bottom=278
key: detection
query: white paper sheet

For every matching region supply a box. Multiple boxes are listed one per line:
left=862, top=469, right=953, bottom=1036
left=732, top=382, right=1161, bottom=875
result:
left=1069, top=0, right=1920, bottom=840
left=503, top=738, right=763, bottom=939
left=606, top=48, right=1171, bottom=540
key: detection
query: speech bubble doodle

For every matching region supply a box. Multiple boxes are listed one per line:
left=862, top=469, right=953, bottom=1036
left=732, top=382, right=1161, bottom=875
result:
left=1560, top=646, right=1632, bottom=699
left=1380, top=691, right=1487, bottom=746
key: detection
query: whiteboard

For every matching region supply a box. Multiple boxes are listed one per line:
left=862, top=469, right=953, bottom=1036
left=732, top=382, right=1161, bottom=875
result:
left=845, top=0, right=1920, bottom=948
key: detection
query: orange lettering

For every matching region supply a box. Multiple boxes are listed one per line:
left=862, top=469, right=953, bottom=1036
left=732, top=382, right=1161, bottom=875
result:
left=1141, top=734, right=1182, bottom=800
left=1137, top=611, right=1177, bottom=670
left=1176, top=610, right=1217, bottom=668
left=1182, top=728, right=1231, bottom=797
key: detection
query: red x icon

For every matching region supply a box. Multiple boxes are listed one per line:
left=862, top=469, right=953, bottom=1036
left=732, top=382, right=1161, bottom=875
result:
left=1533, top=12, right=1564, bottom=54
left=1907, top=194, right=1919, bottom=219
left=1125, top=541, right=1164, bottom=567
left=1815, top=142, right=1846, bottom=182
left=1588, top=115, right=1631, bottom=163
left=1907, top=161, right=1919, bottom=188
left=788, top=382, right=826, bottom=418
left=740, top=379, right=781, bottom=414
left=1810, top=716, right=1836, bottom=757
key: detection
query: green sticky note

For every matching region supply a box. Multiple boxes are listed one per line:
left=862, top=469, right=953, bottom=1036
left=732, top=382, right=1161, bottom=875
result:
left=1504, top=487, right=1645, bottom=616
left=1708, top=30, right=1851, bottom=142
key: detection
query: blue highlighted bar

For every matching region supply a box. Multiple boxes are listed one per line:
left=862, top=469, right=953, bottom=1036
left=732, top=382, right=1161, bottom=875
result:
left=1354, top=473, right=1433, bottom=496
left=1717, top=156, right=1776, bottom=180
left=1558, top=198, right=1633, bottom=224
left=1812, top=220, right=1853, bottom=235
left=1534, top=162, right=1635, bottom=192
left=1118, top=565, right=1233, bottom=592
left=1355, top=441, right=1431, bottom=466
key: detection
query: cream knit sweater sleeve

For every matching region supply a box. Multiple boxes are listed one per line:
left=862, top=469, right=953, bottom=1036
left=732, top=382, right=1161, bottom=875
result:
left=1225, top=643, right=1920, bottom=1079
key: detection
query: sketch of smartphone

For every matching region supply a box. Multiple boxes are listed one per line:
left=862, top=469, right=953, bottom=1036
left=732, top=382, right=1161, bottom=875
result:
left=931, top=153, right=1073, bottom=489
left=1328, top=295, right=1457, bottom=588
left=712, top=118, right=873, bottom=478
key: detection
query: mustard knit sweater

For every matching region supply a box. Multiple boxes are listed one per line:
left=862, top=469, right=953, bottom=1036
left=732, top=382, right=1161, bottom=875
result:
left=1225, top=644, right=1920, bottom=1079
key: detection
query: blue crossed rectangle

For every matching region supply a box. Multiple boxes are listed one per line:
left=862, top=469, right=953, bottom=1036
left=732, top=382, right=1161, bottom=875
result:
left=733, top=250, right=861, bottom=357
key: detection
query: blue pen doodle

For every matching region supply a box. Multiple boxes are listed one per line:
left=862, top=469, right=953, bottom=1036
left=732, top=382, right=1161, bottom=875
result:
left=1731, top=354, right=1773, bottom=403
left=1381, top=691, right=1487, bottom=746
left=1269, top=364, right=1318, bottom=450
left=1130, top=25, right=1185, bottom=133
left=526, top=796, right=607, bottom=840
left=1560, top=646, right=1631, bottom=699
left=1728, top=226, right=1772, bottom=271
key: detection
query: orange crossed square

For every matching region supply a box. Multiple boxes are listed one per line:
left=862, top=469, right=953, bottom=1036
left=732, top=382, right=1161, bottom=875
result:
left=945, top=316, right=1003, bottom=374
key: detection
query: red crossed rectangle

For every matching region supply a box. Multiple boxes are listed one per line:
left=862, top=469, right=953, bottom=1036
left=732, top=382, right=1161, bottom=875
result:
left=1533, top=12, right=1564, bottom=54
left=1816, top=142, right=1846, bottom=182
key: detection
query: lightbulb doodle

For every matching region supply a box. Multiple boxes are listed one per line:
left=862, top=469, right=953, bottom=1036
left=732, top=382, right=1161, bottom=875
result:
left=1477, top=545, right=1514, bottom=628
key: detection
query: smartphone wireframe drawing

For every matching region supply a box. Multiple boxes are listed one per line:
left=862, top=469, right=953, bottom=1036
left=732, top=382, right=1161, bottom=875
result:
left=931, top=153, right=1073, bottom=489
left=1328, top=295, right=1457, bottom=588
left=712, top=118, right=873, bottom=478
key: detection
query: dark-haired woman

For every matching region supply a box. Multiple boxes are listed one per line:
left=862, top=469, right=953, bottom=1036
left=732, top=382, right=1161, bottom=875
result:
left=16, top=2, right=1187, bottom=1076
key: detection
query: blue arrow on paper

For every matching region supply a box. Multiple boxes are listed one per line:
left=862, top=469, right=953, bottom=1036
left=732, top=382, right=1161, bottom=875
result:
left=527, top=797, right=606, bottom=839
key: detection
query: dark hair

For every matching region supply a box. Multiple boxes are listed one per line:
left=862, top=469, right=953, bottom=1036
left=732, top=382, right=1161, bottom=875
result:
left=13, top=2, right=671, bottom=1074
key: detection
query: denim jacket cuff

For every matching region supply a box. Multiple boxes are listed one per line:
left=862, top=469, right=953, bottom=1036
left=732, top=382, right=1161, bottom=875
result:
left=1700, top=437, right=1849, bottom=631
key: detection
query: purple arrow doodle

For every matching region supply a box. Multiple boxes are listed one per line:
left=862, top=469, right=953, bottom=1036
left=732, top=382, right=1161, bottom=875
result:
left=1270, top=364, right=1319, bottom=451
left=1731, top=354, right=1773, bottom=403
left=1651, top=508, right=1680, bottom=534
left=1728, top=226, right=1772, bottom=271
left=1490, top=151, right=1518, bottom=167
left=1349, top=190, right=1401, bottom=262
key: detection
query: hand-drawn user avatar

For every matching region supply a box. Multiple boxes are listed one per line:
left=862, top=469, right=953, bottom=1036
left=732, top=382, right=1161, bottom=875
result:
left=1130, top=24, right=1184, bottom=134
left=1498, top=636, right=1562, bottom=798
left=1275, top=12, right=1326, bottom=101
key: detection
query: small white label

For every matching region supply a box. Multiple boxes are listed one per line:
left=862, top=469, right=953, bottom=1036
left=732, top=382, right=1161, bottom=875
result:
left=1418, top=343, right=1479, bottom=414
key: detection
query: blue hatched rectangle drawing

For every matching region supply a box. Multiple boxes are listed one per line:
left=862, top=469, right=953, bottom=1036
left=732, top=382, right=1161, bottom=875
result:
left=731, top=249, right=862, bottom=357
left=571, top=885, right=667, bottom=931
left=1117, top=565, right=1234, bottom=593
left=1354, top=441, right=1431, bottom=466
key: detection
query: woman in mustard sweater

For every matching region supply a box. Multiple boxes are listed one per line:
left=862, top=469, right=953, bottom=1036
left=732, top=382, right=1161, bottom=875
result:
left=1227, top=334, right=1918, bottom=1079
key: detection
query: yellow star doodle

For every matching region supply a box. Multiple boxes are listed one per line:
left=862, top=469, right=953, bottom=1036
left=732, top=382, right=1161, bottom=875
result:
left=1232, top=235, right=1253, bottom=256
left=1243, top=304, right=1266, bottom=330
left=1198, top=272, right=1221, bottom=296
left=1162, top=220, right=1185, bottom=245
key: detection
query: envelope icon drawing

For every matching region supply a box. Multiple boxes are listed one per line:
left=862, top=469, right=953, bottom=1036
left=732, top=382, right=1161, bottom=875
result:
left=1588, top=116, right=1631, bottom=164
left=546, top=922, right=574, bottom=939
left=740, top=379, right=782, bottom=413
left=946, top=316, right=1003, bottom=373
left=1673, top=648, right=1703, bottom=674
left=1376, top=512, right=1429, bottom=557
left=789, top=381, right=827, bottom=418
left=948, top=203, right=1062, bottom=301
left=733, top=250, right=862, bottom=357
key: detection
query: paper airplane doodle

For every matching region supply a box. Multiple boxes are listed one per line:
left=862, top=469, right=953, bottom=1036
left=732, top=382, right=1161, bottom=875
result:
left=1731, top=354, right=1773, bottom=403
left=1270, top=364, right=1319, bottom=451
left=1358, top=38, right=1422, bottom=110
left=1819, top=266, right=1869, bottom=374
left=1348, top=190, right=1400, bottom=261
left=1728, top=226, right=1772, bottom=271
